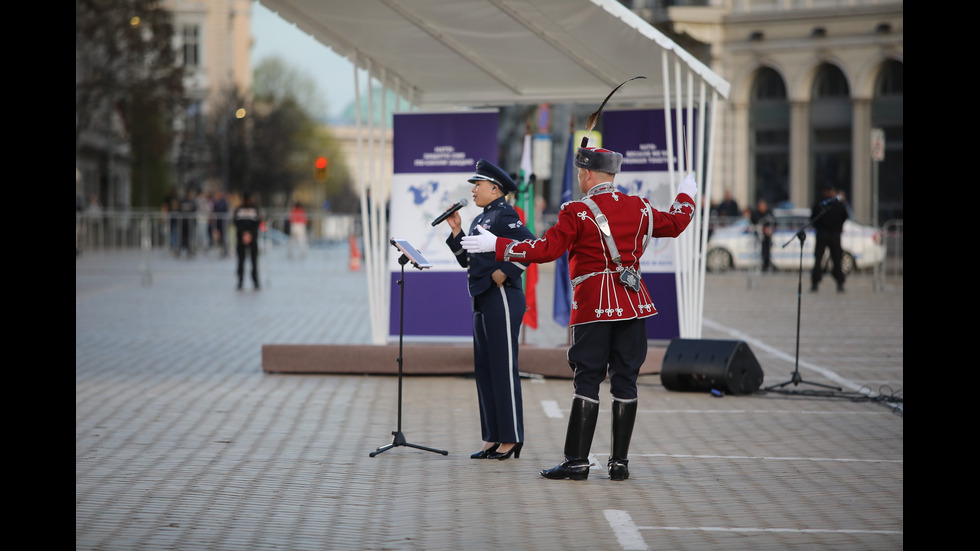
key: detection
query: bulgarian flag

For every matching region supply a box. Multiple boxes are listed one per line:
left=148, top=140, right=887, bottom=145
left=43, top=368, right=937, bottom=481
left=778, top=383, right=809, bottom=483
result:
left=518, top=132, right=538, bottom=330
left=552, top=131, right=575, bottom=327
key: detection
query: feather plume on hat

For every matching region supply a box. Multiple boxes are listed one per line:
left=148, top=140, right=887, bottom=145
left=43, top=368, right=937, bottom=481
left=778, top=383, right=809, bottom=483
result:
left=580, top=76, right=646, bottom=148
left=574, top=76, right=646, bottom=174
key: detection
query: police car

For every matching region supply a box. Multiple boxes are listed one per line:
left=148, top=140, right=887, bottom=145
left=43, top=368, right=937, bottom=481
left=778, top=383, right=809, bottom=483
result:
left=705, top=209, right=886, bottom=274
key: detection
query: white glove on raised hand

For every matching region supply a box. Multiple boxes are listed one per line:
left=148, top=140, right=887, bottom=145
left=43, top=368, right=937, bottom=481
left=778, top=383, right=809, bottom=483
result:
left=678, top=172, right=698, bottom=199
left=460, top=226, right=498, bottom=253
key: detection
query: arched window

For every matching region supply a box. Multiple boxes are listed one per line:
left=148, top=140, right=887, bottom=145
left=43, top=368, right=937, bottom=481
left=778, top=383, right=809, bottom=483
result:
left=810, top=64, right=852, bottom=205
left=872, top=60, right=903, bottom=223
left=749, top=67, right=789, bottom=207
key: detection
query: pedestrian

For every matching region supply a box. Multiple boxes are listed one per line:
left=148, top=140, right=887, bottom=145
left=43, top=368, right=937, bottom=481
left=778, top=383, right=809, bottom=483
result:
left=163, top=188, right=180, bottom=254
left=211, top=190, right=229, bottom=257
left=85, top=193, right=104, bottom=249
left=444, top=159, right=535, bottom=461
left=76, top=192, right=84, bottom=256
left=195, top=189, right=212, bottom=253
left=715, top=189, right=740, bottom=218
left=288, top=201, right=309, bottom=259
left=810, top=184, right=848, bottom=293
left=461, top=146, right=698, bottom=481
left=750, top=197, right=775, bottom=273
left=234, top=193, right=263, bottom=290
left=177, top=188, right=198, bottom=258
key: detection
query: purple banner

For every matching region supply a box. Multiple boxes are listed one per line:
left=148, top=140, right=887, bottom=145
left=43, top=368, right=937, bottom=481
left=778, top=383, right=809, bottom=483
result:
left=393, top=111, right=498, bottom=174
left=642, top=273, right=680, bottom=340
left=604, top=109, right=695, bottom=173
left=604, top=109, right=693, bottom=341
left=389, top=111, right=498, bottom=340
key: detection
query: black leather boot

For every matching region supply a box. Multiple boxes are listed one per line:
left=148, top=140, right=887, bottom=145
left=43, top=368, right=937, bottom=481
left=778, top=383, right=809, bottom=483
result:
left=608, top=399, right=637, bottom=481
left=540, top=397, right=599, bottom=480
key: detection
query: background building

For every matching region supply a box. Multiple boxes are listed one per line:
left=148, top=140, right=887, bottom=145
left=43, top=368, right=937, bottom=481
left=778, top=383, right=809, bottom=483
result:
left=169, top=0, right=253, bottom=195
left=76, top=0, right=253, bottom=212
left=647, top=0, right=903, bottom=224
left=78, top=0, right=902, bottom=228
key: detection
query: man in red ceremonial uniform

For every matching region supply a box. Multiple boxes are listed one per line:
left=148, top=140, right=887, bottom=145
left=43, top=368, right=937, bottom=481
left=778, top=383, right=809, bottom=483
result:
left=462, top=145, right=697, bottom=481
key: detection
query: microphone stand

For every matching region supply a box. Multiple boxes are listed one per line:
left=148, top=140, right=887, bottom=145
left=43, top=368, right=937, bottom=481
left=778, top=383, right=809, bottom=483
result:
left=370, top=240, right=448, bottom=457
left=765, top=205, right=842, bottom=392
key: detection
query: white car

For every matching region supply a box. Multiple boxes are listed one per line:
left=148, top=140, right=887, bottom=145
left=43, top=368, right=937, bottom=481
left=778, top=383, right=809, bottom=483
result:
left=705, top=209, right=886, bottom=274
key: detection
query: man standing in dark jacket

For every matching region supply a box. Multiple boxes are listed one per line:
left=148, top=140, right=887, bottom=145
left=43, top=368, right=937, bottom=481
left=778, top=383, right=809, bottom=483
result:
left=234, top=193, right=263, bottom=290
left=810, top=184, right=849, bottom=293
left=750, top=198, right=775, bottom=273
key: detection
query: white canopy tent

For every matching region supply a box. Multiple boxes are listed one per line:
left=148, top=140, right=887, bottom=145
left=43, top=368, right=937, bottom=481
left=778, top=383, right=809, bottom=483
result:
left=258, top=0, right=731, bottom=345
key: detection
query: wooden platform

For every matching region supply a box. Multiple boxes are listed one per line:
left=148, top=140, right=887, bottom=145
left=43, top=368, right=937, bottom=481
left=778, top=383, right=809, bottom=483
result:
left=262, top=343, right=666, bottom=379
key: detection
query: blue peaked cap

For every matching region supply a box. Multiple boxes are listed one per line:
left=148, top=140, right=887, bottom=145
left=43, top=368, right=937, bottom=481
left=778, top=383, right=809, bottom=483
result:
left=467, top=159, right=517, bottom=194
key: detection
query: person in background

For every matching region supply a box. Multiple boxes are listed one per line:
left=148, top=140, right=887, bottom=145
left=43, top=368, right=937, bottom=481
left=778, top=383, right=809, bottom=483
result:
left=288, top=201, right=309, bottom=260
left=461, top=146, right=697, bottom=481
left=163, top=188, right=180, bottom=255
left=444, top=159, right=535, bottom=462
left=196, top=189, right=212, bottom=254
left=234, top=193, right=263, bottom=291
left=177, top=188, right=198, bottom=258
left=211, top=190, right=229, bottom=258
left=85, top=193, right=104, bottom=250
left=750, top=198, right=775, bottom=273
left=715, top=189, right=740, bottom=218
left=810, top=184, right=849, bottom=293
left=76, top=192, right=84, bottom=256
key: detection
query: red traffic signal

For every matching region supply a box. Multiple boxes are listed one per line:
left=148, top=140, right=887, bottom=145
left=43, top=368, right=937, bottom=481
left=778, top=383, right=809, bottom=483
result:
left=315, top=156, right=329, bottom=182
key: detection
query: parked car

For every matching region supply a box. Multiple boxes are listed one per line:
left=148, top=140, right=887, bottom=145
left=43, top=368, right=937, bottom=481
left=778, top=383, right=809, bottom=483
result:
left=705, top=209, right=885, bottom=274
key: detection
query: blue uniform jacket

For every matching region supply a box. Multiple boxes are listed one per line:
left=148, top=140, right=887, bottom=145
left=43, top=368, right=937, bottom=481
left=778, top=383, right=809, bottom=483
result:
left=446, top=197, right=534, bottom=297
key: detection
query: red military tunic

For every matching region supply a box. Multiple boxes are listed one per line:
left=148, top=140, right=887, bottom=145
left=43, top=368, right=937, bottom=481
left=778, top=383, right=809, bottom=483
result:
left=494, top=182, right=695, bottom=326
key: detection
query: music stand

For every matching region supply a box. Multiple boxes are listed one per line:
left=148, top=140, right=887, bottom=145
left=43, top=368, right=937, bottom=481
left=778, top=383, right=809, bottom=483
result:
left=765, top=209, right=842, bottom=393
left=369, top=238, right=448, bottom=457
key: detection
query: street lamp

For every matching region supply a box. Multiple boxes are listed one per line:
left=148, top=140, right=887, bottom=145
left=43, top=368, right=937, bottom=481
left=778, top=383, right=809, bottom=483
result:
left=222, top=106, right=248, bottom=193
left=130, top=15, right=148, bottom=211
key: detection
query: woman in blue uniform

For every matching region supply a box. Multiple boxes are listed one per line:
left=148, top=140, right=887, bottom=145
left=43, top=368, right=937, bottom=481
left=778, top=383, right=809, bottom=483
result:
left=444, top=159, right=535, bottom=461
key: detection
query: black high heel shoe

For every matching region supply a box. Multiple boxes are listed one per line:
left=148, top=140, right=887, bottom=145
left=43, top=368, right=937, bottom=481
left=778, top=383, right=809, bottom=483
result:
left=487, top=442, right=523, bottom=460
left=470, top=443, right=500, bottom=459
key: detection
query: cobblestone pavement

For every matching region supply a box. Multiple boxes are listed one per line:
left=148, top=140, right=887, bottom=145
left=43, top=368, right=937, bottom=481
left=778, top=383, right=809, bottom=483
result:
left=76, top=243, right=903, bottom=550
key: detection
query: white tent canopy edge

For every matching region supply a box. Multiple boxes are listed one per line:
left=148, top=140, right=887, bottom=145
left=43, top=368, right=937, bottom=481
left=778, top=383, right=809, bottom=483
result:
left=257, top=0, right=731, bottom=344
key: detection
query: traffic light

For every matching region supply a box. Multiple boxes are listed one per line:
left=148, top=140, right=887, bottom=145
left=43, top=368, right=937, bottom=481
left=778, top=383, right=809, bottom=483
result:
left=315, top=156, right=329, bottom=183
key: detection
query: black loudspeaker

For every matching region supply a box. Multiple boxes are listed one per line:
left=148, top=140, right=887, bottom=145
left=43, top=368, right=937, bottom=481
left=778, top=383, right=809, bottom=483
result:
left=660, top=339, right=764, bottom=395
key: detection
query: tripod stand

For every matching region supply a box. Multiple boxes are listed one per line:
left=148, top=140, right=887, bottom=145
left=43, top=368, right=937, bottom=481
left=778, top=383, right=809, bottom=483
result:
left=765, top=210, right=841, bottom=393
left=370, top=239, right=448, bottom=457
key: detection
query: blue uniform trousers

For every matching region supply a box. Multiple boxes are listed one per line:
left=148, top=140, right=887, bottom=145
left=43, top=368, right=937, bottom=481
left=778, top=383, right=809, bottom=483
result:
left=472, top=284, right=526, bottom=444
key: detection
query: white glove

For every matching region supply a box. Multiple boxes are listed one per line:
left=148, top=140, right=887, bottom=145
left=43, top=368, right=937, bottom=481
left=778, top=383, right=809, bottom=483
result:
left=678, top=172, right=698, bottom=199
left=460, top=226, right=498, bottom=253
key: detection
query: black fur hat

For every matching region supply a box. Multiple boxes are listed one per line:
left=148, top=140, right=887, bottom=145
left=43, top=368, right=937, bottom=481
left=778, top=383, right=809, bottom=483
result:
left=574, top=146, right=623, bottom=174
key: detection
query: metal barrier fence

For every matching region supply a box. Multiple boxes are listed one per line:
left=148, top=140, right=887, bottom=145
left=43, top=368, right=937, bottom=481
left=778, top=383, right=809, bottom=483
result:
left=75, top=209, right=360, bottom=254
left=75, top=210, right=903, bottom=288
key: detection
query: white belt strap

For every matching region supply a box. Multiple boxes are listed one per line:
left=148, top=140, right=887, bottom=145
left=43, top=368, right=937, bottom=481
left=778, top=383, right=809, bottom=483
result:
left=582, top=197, right=621, bottom=264
left=581, top=197, right=654, bottom=263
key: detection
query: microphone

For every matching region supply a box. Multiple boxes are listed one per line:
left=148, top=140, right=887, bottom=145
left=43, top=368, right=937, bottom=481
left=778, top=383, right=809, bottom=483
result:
left=431, top=198, right=468, bottom=226
left=820, top=194, right=843, bottom=207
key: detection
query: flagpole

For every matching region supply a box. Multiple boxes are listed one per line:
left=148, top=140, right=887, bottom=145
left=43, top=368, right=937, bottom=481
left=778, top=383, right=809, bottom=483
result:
left=551, top=117, right=575, bottom=341
left=518, top=118, right=538, bottom=338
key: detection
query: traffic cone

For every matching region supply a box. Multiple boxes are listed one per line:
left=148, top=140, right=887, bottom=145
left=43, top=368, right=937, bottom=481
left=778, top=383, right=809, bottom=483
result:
left=348, top=235, right=361, bottom=271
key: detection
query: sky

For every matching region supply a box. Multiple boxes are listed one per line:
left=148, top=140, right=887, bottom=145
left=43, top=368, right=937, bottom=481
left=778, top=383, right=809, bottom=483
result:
left=250, top=3, right=363, bottom=120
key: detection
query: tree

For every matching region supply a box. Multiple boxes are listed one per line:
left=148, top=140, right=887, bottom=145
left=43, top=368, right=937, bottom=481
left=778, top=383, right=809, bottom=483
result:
left=76, top=0, right=185, bottom=208
left=204, top=84, right=253, bottom=198
left=252, top=57, right=328, bottom=121
left=244, top=56, right=353, bottom=210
